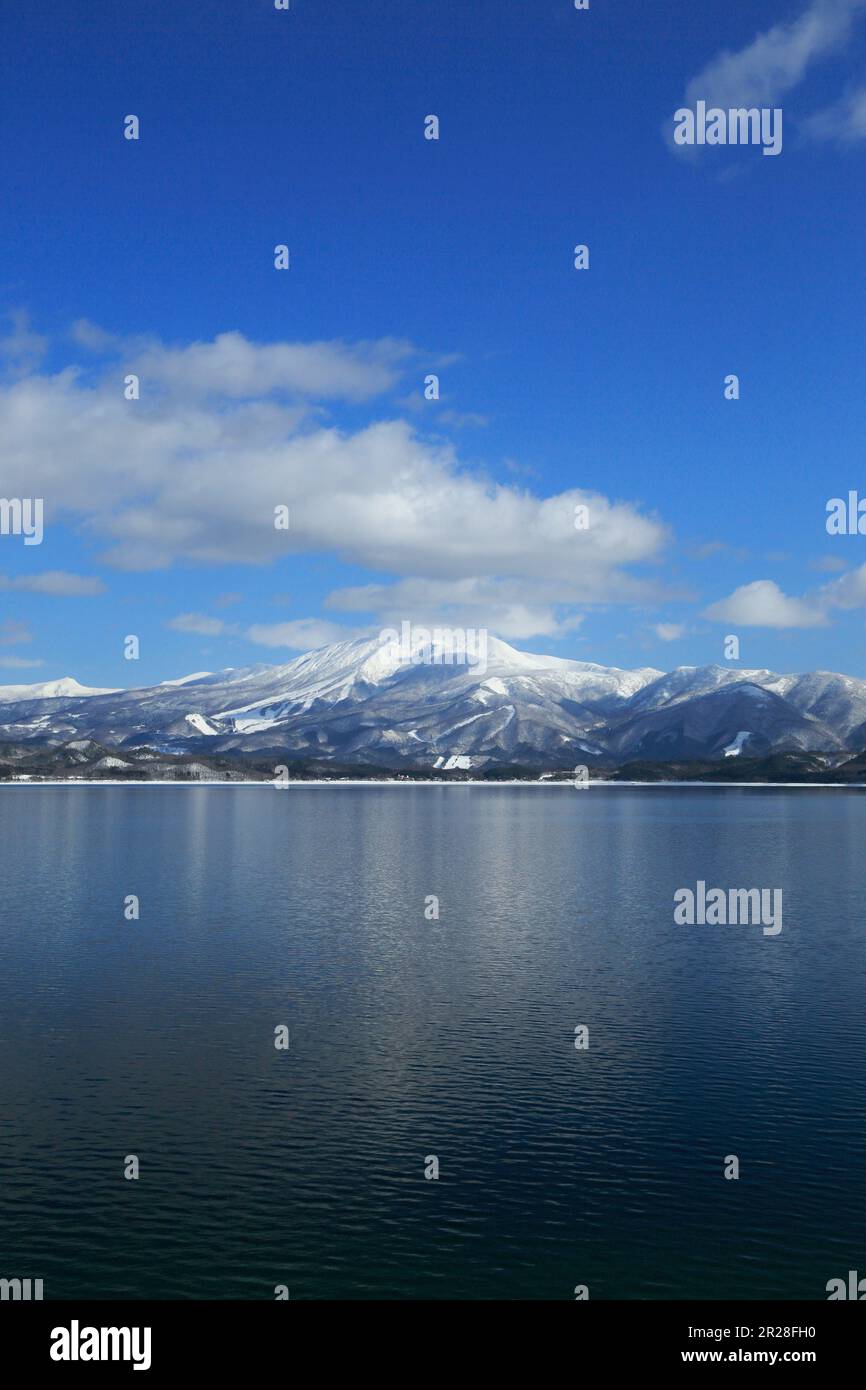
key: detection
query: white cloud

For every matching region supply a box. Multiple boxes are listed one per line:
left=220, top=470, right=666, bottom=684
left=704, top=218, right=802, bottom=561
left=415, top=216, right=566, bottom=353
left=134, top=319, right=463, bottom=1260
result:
left=0, top=571, right=105, bottom=596
left=824, top=561, right=866, bottom=608
left=669, top=0, right=866, bottom=150
left=128, top=331, right=415, bottom=402
left=71, top=319, right=118, bottom=352
left=69, top=320, right=413, bottom=399
left=167, top=613, right=231, bottom=637
left=0, top=655, right=44, bottom=670
left=326, top=577, right=590, bottom=640
left=652, top=622, right=685, bottom=641
left=691, top=0, right=863, bottom=106
left=0, top=328, right=673, bottom=638
left=0, top=310, right=47, bottom=370
left=705, top=563, right=866, bottom=630
left=0, top=619, right=32, bottom=646
left=247, top=619, right=357, bottom=650
left=804, top=84, right=866, bottom=142
left=704, top=579, right=827, bottom=628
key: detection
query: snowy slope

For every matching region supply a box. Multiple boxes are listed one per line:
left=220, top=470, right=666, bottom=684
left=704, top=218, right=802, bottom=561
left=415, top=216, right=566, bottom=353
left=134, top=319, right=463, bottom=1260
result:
left=0, top=676, right=120, bottom=701
left=0, top=638, right=864, bottom=766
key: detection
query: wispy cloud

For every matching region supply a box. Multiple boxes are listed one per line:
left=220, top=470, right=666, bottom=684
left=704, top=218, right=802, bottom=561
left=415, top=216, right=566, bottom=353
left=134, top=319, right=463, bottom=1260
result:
left=668, top=0, right=866, bottom=151
left=167, top=612, right=364, bottom=652
left=247, top=619, right=358, bottom=651
left=0, top=655, right=44, bottom=670
left=651, top=622, right=686, bottom=642
left=326, top=577, right=590, bottom=641
left=166, top=613, right=234, bottom=637
left=0, top=309, right=47, bottom=372
left=0, top=572, right=105, bottom=596
left=0, top=619, right=32, bottom=646
left=803, top=83, right=866, bottom=141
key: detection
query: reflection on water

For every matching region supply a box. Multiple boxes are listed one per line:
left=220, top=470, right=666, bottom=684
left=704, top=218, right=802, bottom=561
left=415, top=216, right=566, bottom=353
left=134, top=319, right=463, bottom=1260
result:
left=0, top=786, right=864, bottom=1299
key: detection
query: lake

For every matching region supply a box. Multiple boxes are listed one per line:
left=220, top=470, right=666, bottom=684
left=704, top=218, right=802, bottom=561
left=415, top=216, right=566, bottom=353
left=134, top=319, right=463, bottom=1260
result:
left=0, top=785, right=863, bottom=1300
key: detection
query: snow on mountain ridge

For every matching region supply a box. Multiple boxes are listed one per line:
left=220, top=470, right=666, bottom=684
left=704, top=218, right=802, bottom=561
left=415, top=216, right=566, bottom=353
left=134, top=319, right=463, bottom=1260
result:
left=4, top=638, right=866, bottom=766
left=217, top=636, right=663, bottom=722
left=0, top=676, right=121, bottom=701
left=161, top=672, right=214, bottom=687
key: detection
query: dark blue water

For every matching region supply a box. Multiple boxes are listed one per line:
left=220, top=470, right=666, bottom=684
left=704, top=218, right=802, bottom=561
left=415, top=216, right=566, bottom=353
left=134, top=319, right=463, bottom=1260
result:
left=0, top=785, right=864, bottom=1300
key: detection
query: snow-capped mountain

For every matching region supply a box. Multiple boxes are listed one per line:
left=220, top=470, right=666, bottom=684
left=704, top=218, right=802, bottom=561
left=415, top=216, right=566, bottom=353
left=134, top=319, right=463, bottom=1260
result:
left=0, top=676, right=120, bottom=701
left=0, top=636, right=864, bottom=768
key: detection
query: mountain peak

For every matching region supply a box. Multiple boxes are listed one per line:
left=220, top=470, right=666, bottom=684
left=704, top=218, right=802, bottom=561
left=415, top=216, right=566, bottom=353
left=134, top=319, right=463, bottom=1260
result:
left=0, top=637, right=864, bottom=769
left=0, top=676, right=121, bottom=701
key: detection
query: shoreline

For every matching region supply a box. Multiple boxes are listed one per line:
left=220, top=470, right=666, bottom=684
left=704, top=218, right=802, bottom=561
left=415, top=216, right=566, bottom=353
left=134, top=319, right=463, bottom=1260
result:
left=2, top=779, right=865, bottom=790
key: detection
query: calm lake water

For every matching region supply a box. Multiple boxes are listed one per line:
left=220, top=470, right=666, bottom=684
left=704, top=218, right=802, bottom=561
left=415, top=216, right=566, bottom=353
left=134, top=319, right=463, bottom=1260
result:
left=0, top=785, right=864, bottom=1300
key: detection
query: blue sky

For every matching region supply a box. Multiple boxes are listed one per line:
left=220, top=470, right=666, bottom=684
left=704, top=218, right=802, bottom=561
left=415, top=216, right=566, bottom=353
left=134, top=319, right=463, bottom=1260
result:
left=3, top=0, right=866, bottom=688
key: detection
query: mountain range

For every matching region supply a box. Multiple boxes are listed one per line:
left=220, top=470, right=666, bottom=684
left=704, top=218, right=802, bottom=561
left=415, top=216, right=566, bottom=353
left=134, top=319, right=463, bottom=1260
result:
left=2, top=634, right=866, bottom=773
